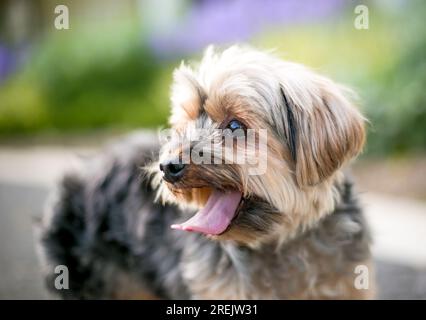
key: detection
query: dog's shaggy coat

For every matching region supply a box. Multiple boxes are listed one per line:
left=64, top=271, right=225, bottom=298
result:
left=39, top=46, right=374, bottom=299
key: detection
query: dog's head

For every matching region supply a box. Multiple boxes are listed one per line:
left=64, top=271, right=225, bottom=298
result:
left=152, top=45, right=365, bottom=247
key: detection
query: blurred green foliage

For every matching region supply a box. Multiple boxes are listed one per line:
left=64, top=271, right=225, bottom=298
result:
left=0, top=21, right=173, bottom=134
left=0, top=1, right=425, bottom=156
left=364, top=3, right=426, bottom=155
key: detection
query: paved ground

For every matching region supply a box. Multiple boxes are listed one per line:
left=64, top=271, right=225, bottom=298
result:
left=0, top=143, right=425, bottom=299
left=0, top=183, right=49, bottom=299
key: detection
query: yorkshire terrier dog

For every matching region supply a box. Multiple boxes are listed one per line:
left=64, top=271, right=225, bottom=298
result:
left=40, top=46, right=374, bottom=299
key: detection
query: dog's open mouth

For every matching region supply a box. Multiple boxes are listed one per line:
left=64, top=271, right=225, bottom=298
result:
left=171, top=190, right=243, bottom=235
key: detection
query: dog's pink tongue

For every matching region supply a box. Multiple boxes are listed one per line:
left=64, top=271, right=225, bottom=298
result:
left=171, top=190, right=242, bottom=235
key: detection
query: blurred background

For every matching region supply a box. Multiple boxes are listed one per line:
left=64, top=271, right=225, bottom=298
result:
left=0, top=0, right=425, bottom=299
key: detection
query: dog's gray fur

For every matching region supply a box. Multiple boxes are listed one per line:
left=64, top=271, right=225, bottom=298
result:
left=39, top=132, right=371, bottom=299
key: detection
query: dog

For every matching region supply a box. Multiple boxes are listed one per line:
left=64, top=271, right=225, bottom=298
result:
left=39, top=45, right=374, bottom=299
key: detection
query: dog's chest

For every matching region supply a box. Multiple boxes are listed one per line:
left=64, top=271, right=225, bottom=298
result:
left=179, top=236, right=367, bottom=299
left=180, top=238, right=299, bottom=299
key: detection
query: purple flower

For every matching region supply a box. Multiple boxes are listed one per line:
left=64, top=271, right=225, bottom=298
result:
left=0, top=45, right=17, bottom=83
left=149, top=0, right=345, bottom=58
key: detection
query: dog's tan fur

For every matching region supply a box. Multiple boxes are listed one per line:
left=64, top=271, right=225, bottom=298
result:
left=157, top=46, right=364, bottom=241
left=150, top=45, right=373, bottom=299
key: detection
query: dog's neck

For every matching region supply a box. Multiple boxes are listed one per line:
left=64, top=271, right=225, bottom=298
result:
left=182, top=177, right=368, bottom=299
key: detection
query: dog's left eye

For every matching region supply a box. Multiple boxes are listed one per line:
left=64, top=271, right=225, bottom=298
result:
left=227, top=119, right=245, bottom=132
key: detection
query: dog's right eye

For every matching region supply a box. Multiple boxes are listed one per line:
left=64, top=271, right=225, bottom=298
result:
left=227, top=119, right=245, bottom=132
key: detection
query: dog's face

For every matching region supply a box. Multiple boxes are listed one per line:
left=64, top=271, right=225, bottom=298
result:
left=153, top=46, right=365, bottom=247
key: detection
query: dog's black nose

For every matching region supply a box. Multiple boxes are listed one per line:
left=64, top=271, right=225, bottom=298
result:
left=160, top=162, right=186, bottom=182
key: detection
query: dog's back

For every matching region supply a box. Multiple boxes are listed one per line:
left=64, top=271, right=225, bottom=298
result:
left=39, top=133, right=191, bottom=299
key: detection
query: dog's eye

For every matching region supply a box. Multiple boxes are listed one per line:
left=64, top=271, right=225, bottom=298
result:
left=227, top=119, right=245, bottom=132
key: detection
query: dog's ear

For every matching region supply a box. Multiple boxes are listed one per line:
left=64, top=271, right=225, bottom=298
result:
left=281, top=77, right=365, bottom=187
left=169, top=64, right=207, bottom=128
